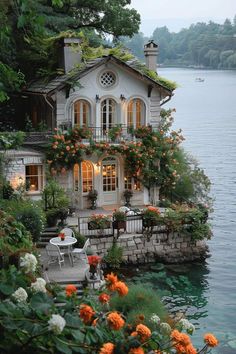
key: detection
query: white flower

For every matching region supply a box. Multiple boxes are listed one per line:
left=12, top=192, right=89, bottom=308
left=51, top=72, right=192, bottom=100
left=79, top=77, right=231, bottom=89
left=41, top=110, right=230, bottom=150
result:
left=160, top=322, right=171, bottom=334
left=20, top=253, right=37, bottom=274
left=12, top=287, right=28, bottom=303
left=48, top=314, right=66, bottom=335
left=179, top=319, right=195, bottom=334
left=119, top=206, right=130, bottom=213
left=150, top=314, right=160, bottom=324
left=31, top=278, right=47, bottom=293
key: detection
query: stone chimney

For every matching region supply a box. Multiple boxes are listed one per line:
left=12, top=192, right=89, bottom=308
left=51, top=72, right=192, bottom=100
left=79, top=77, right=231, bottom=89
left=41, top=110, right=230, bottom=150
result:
left=59, top=38, right=81, bottom=73
left=144, top=40, right=158, bottom=72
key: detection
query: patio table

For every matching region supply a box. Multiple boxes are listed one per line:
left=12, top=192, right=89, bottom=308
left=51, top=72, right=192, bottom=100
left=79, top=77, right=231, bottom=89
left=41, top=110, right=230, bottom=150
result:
left=50, top=236, right=77, bottom=267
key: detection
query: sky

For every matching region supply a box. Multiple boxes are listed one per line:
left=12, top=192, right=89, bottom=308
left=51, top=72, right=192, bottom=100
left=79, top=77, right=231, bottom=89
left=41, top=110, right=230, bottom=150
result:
left=130, top=0, right=236, bottom=35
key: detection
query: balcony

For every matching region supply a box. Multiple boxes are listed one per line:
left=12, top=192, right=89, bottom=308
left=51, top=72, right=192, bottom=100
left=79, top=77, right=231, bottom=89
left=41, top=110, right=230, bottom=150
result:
left=24, top=131, right=53, bottom=145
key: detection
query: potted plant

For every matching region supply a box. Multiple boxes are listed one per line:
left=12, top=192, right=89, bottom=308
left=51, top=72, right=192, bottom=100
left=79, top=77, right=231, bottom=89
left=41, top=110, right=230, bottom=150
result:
left=108, top=125, right=122, bottom=142
left=87, top=189, right=98, bottom=210
left=87, top=255, right=101, bottom=279
left=45, top=208, right=59, bottom=227
left=123, top=189, right=133, bottom=207
left=112, top=210, right=127, bottom=231
left=88, top=214, right=111, bottom=233
left=142, top=206, right=161, bottom=228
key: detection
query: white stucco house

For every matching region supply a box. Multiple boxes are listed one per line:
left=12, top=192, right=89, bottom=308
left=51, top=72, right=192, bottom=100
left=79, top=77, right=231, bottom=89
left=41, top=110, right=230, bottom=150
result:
left=2, top=39, right=173, bottom=209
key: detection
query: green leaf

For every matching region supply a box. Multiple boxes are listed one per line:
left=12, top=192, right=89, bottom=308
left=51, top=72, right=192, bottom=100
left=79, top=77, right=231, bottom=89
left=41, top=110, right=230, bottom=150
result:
left=30, top=293, right=53, bottom=314
left=0, top=283, right=14, bottom=295
left=54, top=337, right=72, bottom=354
left=64, top=313, right=81, bottom=328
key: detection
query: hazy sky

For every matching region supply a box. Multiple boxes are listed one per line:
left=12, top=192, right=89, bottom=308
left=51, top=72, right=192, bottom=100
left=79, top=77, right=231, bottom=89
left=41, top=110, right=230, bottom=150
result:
left=131, top=0, right=236, bottom=34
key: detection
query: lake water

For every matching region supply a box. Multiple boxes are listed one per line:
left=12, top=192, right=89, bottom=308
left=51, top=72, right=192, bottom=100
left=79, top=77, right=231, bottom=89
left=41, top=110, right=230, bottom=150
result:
left=147, top=68, right=236, bottom=352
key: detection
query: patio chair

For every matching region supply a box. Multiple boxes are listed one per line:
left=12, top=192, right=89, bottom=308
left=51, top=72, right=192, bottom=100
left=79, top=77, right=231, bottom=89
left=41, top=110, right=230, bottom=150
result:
left=72, top=238, right=90, bottom=264
left=60, top=227, right=75, bottom=238
left=46, top=243, right=65, bottom=270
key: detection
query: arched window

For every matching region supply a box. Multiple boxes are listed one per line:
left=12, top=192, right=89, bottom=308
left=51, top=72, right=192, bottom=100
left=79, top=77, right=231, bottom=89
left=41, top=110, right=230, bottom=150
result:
left=74, top=161, right=93, bottom=194
left=127, top=98, right=146, bottom=128
left=101, top=99, right=116, bottom=131
left=74, top=99, right=90, bottom=127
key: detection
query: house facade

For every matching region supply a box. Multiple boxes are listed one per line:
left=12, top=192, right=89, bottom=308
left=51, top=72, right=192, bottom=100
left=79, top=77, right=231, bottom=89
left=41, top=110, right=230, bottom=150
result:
left=2, top=39, right=173, bottom=209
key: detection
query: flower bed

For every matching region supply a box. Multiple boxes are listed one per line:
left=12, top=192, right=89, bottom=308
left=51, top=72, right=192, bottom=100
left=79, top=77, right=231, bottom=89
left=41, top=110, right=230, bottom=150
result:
left=88, top=214, right=111, bottom=230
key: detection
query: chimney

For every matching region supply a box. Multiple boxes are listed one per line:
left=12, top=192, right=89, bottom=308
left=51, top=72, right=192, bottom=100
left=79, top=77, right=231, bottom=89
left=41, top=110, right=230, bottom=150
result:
left=144, top=40, right=158, bottom=72
left=59, top=38, right=82, bottom=73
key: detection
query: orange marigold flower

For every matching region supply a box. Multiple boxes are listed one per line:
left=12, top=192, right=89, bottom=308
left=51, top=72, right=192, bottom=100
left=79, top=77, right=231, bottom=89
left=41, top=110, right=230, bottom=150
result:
left=92, top=318, right=99, bottom=327
left=171, top=329, right=182, bottom=343
left=79, top=304, right=95, bottom=324
left=107, top=312, right=125, bottom=330
left=128, top=348, right=145, bottom=354
left=105, top=273, right=118, bottom=291
left=136, top=323, right=151, bottom=341
left=175, top=343, right=186, bottom=353
left=131, top=331, right=138, bottom=337
left=204, top=333, right=219, bottom=347
left=65, top=284, right=77, bottom=297
left=179, top=333, right=191, bottom=347
left=185, top=344, right=197, bottom=354
left=99, top=343, right=115, bottom=354
left=99, top=293, right=110, bottom=304
left=114, top=281, right=129, bottom=296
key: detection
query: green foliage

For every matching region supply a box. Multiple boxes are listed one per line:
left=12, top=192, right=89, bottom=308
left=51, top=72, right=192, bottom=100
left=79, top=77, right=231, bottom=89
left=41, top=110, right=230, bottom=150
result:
left=72, top=229, right=87, bottom=248
left=104, top=244, right=123, bottom=269
left=1, top=180, right=14, bottom=199
left=0, top=210, right=33, bottom=258
left=0, top=63, right=25, bottom=102
left=121, top=18, right=236, bottom=69
left=0, top=199, right=46, bottom=243
left=0, top=131, right=25, bottom=150
left=43, top=179, right=69, bottom=210
left=110, top=283, right=166, bottom=326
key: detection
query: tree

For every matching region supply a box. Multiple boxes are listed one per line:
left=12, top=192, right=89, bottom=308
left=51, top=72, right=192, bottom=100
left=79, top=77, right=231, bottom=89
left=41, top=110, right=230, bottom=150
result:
left=0, top=0, right=140, bottom=102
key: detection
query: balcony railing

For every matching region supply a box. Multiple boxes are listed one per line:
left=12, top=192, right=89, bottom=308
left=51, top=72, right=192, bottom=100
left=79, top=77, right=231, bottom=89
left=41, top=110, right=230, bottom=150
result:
left=24, top=132, right=53, bottom=145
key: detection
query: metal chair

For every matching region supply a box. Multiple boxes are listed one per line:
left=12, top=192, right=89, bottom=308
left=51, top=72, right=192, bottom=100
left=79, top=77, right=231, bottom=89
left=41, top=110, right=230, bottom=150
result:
left=60, top=227, right=75, bottom=238
left=46, top=243, right=65, bottom=270
left=72, top=238, right=90, bottom=263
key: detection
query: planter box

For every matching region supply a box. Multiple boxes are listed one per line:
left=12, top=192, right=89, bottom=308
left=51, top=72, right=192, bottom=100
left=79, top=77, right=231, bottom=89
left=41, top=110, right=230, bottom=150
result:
left=88, top=221, right=111, bottom=230
left=142, top=218, right=159, bottom=228
left=113, top=220, right=126, bottom=231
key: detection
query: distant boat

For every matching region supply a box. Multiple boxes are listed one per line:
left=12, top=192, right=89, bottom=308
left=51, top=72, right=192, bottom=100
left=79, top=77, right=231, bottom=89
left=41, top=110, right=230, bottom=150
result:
left=195, top=78, right=205, bottom=82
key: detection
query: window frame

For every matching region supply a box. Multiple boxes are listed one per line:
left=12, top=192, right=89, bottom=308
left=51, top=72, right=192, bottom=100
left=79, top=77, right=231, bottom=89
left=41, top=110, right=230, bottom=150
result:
left=127, top=98, right=146, bottom=129
left=25, top=164, right=44, bottom=193
left=74, top=161, right=94, bottom=195
left=73, top=99, right=91, bottom=127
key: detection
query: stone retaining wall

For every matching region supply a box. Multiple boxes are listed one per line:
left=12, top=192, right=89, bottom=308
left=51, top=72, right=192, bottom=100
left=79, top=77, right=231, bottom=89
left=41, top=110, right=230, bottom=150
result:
left=89, top=232, right=209, bottom=264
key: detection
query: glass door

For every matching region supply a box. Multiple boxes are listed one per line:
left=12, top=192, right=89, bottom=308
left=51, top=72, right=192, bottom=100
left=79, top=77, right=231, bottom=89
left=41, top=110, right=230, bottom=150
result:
left=101, top=157, right=118, bottom=205
left=101, top=98, right=116, bottom=132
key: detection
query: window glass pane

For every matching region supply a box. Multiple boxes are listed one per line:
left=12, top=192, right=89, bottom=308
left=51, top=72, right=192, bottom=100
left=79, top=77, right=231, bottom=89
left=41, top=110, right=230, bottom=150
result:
left=74, top=164, right=79, bottom=191
left=25, top=165, right=43, bottom=192
left=74, top=100, right=89, bottom=126
left=82, top=161, right=93, bottom=193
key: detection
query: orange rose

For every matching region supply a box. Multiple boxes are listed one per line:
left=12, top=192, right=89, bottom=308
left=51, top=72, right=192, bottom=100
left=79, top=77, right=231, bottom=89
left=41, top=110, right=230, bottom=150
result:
left=65, top=284, right=77, bottom=297
left=185, top=344, right=197, bottom=354
left=79, top=304, right=95, bottom=324
left=99, top=343, right=115, bottom=354
left=99, top=293, right=110, bottom=304
left=114, top=281, right=129, bottom=297
left=204, top=333, right=219, bottom=347
left=107, top=312, right=125, bottom=330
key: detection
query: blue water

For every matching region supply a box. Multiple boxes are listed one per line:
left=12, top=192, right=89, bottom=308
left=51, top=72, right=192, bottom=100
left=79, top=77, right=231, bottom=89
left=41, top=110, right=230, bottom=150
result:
left=156, top=68, right=236, bottom=352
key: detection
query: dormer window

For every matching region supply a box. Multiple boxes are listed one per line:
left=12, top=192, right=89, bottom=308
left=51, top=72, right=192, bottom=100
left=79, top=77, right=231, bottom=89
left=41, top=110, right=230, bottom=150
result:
left=100, top=71, right=116, bottom=88
left=127, top=98, right=146, bottom=128
left=74, top=99, right=90, bottom=126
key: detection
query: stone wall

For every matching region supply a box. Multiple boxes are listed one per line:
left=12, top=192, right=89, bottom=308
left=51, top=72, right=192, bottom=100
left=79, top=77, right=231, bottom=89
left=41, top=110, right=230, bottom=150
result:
left=89, top=232, right=209, bottom=264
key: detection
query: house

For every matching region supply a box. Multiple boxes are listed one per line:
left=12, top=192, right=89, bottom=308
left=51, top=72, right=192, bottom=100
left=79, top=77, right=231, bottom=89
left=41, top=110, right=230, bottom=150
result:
left=2, top=39, right=173, bottom=209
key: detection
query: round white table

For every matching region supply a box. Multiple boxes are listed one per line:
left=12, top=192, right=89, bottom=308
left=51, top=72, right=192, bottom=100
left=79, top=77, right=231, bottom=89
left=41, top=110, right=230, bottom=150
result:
left=50, top=236, right=77, bottom=267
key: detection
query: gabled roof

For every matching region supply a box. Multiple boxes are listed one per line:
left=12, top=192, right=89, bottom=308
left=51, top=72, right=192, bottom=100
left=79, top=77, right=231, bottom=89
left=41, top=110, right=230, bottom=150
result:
left=23, top=55, right=172, bottom=98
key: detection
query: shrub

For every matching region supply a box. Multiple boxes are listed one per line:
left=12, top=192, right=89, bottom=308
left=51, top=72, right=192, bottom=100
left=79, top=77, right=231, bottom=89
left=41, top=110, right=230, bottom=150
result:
left=72, top=229, right=87, bottom=248
left=43, top=179, right=69, bottom=210
left=2, top=180, right=14, bottom=199
left=104, top=244, right=123, bottom=269
left=0, top=210, right=33, bottom=263
left=0, top=200, right=45, bottom=242
left=110, top=283, right=167, bottom=327
left=45, top=208, right=59, bottom=227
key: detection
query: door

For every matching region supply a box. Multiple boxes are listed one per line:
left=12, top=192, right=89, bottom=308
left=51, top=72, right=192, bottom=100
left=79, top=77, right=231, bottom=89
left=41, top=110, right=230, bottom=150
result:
left=101, top=98, right=116, bottom=132
left=101, top=157, right=118, bottom=205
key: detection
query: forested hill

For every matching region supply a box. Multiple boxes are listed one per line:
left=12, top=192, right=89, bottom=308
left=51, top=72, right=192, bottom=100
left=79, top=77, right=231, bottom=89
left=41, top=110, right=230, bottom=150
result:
left=121, top=17, right=236, bottom=69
